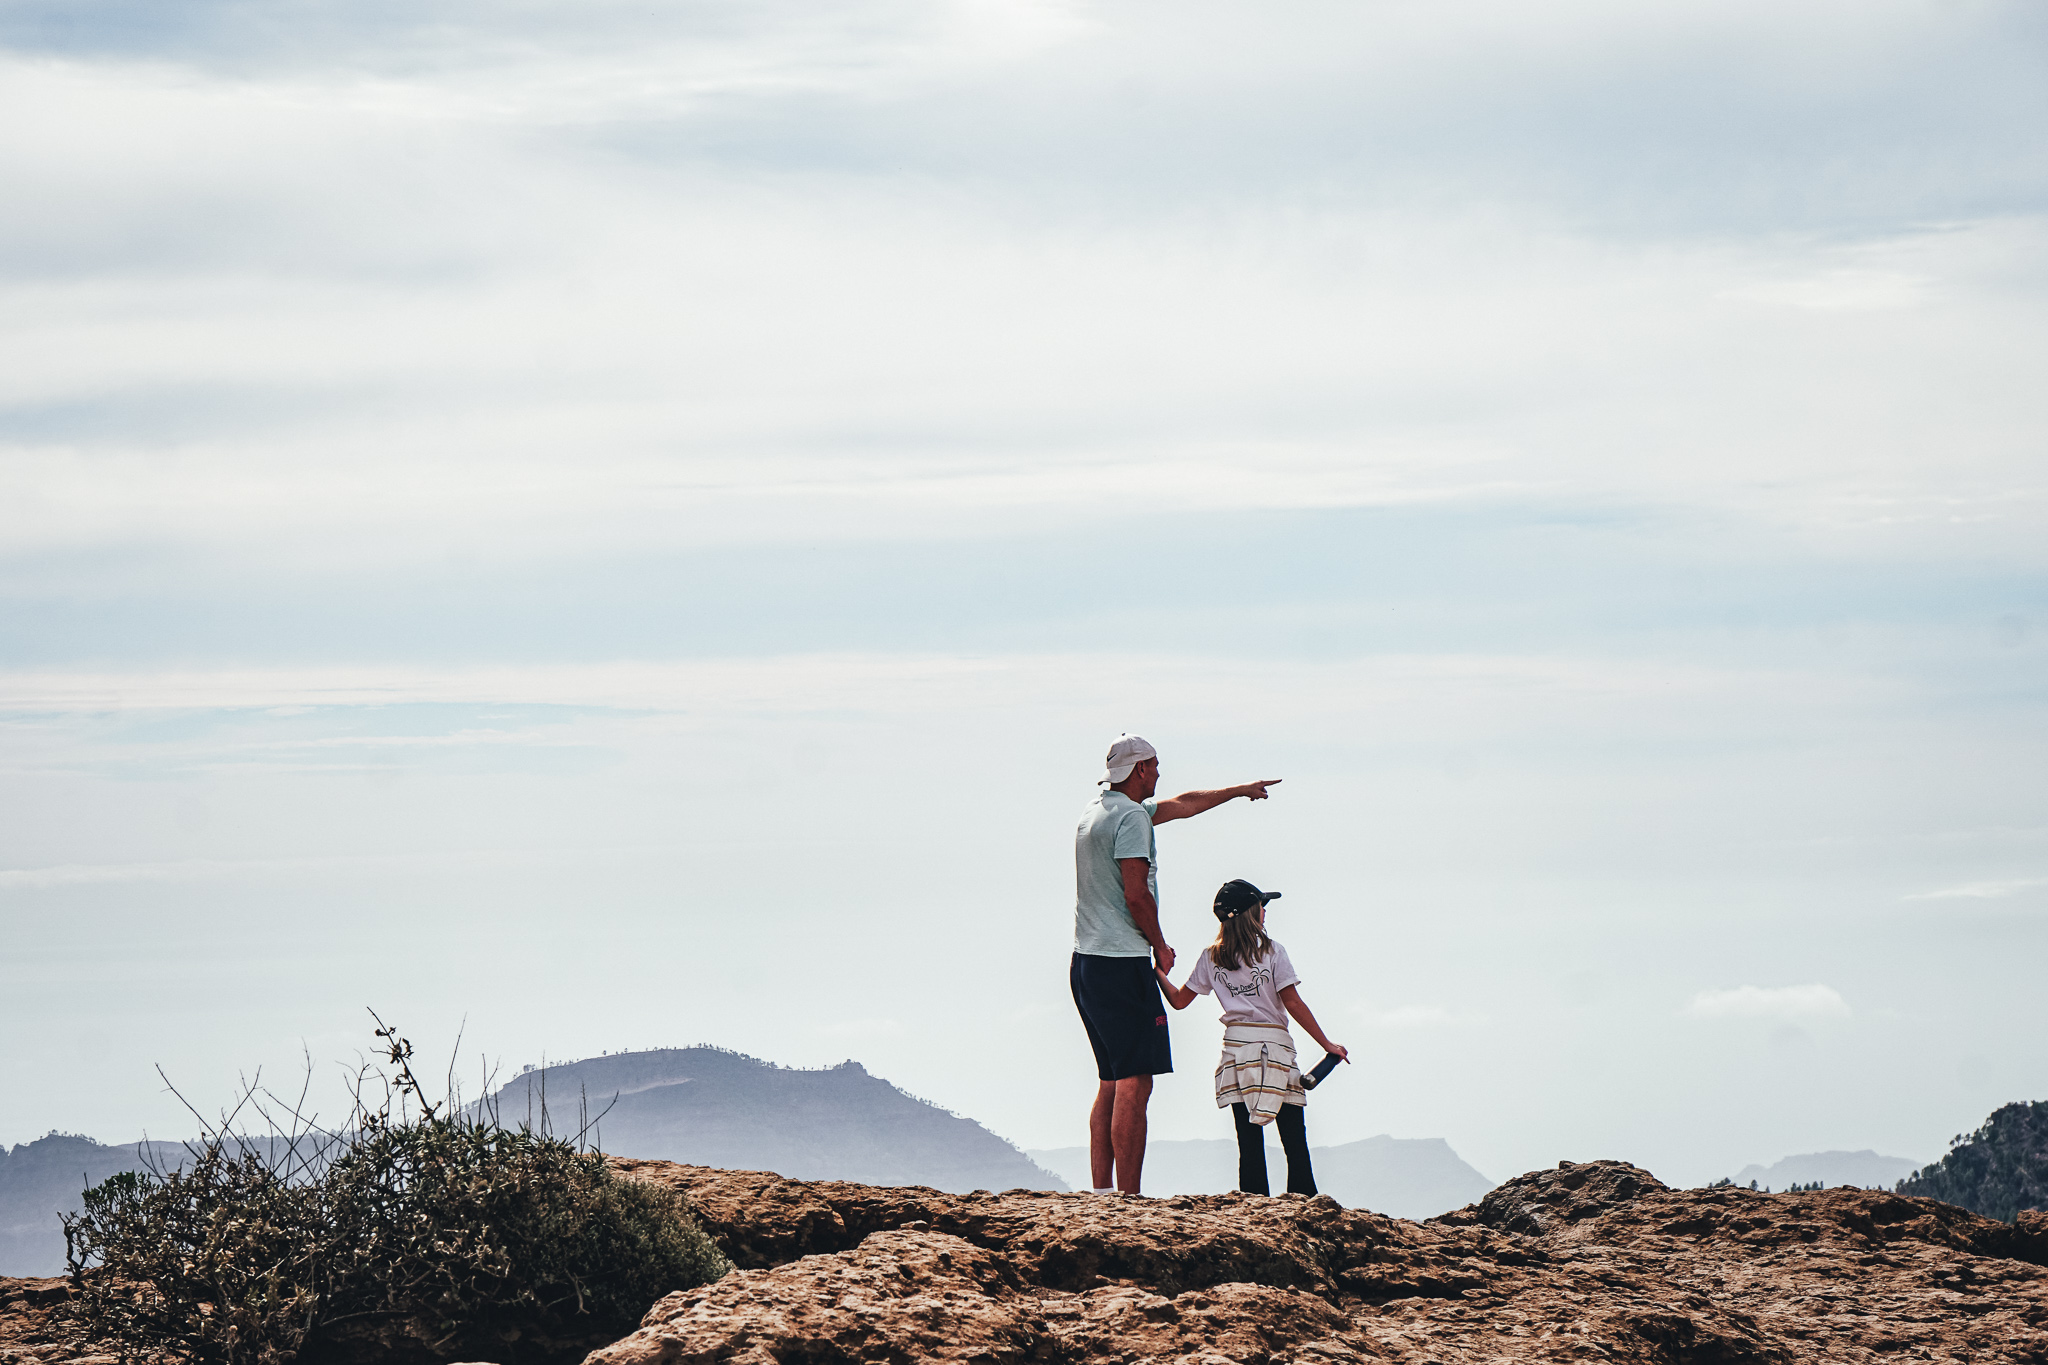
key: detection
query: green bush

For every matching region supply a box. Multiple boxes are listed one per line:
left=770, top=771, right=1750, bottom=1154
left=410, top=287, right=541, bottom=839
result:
left=64, top=1032, right=729, bottom=1365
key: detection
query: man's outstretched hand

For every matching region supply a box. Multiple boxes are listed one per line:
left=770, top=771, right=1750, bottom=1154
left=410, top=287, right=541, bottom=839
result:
left=1153, top=943, right=1176, bottom=974
left=1152, top=778, right=1283, bottom=823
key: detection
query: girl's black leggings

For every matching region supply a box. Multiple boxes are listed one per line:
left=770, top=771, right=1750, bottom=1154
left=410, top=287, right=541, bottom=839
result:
left=1230, top=1102, right=1316, bottom=1196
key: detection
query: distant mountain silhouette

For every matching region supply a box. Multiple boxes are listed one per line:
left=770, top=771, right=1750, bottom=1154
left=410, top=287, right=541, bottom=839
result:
left=1312, top=1135, right=1496, bottom=1217
left=1728, top=1150, right=1922, bottom=1192
left=3, top=1047, right=1059, bottom=1275
left=1028, top=1133, right=1493, bottom=1219
left=0, top=1133, right=193, bottom=1276
left=489, top=1048, right=1063, bottom=1194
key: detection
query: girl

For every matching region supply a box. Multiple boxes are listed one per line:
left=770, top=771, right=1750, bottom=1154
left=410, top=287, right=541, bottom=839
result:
left=1157, top=878, right=1349, bottom=1196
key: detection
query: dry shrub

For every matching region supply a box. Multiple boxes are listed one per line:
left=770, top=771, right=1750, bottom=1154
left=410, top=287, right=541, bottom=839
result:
left=63, top=1026, right=729, bottom=1365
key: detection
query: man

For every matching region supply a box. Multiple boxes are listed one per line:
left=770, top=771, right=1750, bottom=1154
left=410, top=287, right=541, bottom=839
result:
left=1071, top=733, right=1280, bottom=1194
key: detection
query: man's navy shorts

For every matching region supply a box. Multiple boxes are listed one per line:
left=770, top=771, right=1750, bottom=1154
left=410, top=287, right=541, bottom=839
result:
left=1071, top=952, right=1173, bottom=1081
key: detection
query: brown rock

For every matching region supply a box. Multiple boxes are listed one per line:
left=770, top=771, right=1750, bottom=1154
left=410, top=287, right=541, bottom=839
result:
left=13, top=1160, right=2045, bottom=1365
left=591, top=1157, right=2048, bottom=1365
left=1434, top=1157, right=1668, bottom=1236
left=587, top=1231, right=1038, bottom=1365
left=0, top=1278, right=112, bottom=1365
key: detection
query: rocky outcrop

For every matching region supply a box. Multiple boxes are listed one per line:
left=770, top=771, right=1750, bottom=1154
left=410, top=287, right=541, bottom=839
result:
left=599, top=1157, right=2048, bottom=1364
left=10, top=1158, right=2047, bottom=1364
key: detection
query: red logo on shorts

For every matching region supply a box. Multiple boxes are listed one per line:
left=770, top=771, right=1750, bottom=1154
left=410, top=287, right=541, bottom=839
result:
left=1156, top=1016, right=1168, bottom=1026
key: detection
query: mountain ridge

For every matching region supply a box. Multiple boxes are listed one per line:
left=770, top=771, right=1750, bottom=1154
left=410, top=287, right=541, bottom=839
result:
left=0, top=1134, right=197, bottom=1278
left=486, top=1046, right=1061, bottom=1195
left=1729, top=1149, right=1923, bottom=1191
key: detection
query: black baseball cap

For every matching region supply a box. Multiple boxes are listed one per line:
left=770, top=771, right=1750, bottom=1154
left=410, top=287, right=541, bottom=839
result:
left=1214, top=879, right=1281, bottom=921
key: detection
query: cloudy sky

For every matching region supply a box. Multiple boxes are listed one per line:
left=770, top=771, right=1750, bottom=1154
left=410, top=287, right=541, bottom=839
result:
left=2, top=0, right=2044, bottom=1189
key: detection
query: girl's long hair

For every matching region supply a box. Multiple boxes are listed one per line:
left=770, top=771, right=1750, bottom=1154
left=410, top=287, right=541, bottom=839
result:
left=1211, top=911, right=1273, bottom=973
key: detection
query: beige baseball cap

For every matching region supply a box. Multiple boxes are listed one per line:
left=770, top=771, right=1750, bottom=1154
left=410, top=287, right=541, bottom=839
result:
left=1101, top=733, right=1158, bottom=785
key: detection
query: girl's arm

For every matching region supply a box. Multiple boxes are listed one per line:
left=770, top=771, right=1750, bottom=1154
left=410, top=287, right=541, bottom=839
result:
left=1277, top=985, right=1349, bottom=1061
left=1156, top=969, right=1197, bottom=1010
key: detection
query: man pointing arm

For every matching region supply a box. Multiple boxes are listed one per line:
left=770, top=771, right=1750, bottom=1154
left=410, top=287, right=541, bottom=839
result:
left=1070, top=733, right=1281, bottom=1195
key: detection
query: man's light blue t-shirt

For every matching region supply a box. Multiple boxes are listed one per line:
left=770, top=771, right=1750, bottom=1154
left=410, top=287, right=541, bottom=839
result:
left=1074, top=789, right=1159, bottom=957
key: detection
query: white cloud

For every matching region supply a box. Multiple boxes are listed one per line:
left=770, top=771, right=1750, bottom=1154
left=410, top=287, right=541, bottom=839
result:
left=4, top=1, right=2047, bottom=577
left=1682, top=984, right=1850, bottom=1021
left=1719, top=269, right=1933, bottom=314
left=0, top=860, right=201, bottom=888
left=1905, top=877, right=2048, bottom=901
left=0, top=653, right=1898, bottom=736
left=0, top=848, right=609, bottom=888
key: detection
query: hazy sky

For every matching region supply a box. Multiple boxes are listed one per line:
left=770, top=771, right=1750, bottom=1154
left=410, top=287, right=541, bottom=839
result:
left=2, top=0, right=2044, bottom=1189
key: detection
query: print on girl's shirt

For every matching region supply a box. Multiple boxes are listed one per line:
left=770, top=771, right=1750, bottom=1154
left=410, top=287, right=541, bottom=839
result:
left=1225, top=964, right=1274, bottom=998
left=1185, top=943, right=1300, bottom=1029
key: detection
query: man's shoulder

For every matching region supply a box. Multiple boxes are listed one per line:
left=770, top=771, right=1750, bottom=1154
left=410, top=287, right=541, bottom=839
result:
left=1078, top=790, right=1154, bottom=850
left=1081, top=789, right=1146, bottom=819
left=1077, top=791, right=1123, bottom=843
left=1104, top=790, right=1155, bottom=822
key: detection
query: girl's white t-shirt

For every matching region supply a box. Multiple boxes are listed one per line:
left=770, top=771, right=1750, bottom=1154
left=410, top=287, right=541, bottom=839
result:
left=1184, top=940, right=1300, bottom=1027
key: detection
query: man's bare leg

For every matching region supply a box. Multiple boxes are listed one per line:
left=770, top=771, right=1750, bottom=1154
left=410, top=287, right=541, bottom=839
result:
left=1111, top=1074, right=1153, bottom=1193
left=1088, top=1080, right=1118, bottom=1189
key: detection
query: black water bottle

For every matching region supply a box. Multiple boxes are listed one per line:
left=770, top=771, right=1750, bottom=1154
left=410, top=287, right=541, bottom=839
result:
left=1300, top=1053, right=1343, bottom=1090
